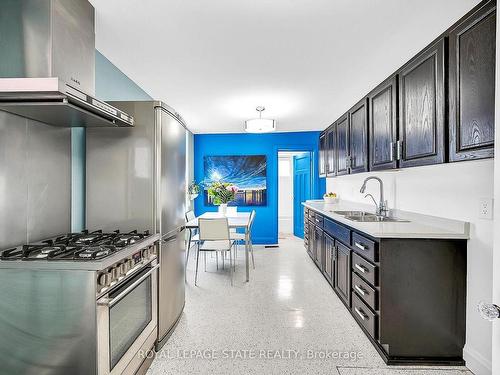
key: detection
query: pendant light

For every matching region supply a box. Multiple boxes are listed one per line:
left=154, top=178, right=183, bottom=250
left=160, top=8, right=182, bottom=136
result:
left=244, top=106, right=276, bottom=133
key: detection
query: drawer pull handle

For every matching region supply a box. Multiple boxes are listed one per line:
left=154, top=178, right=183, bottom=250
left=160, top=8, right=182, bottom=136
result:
left=355, top=264, right=368, bottom=273
left=354, top=285, right=367, bottom=296
left=354, top=242, right=366, bottom=251
left=354, top=307, right=367, bottom=321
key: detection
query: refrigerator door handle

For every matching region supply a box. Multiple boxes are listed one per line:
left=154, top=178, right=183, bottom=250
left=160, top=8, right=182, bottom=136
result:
left=162, top=226, right=185, bottom=242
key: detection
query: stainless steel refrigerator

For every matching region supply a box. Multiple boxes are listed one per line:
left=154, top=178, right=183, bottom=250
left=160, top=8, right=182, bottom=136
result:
left=86, top=101, right=187, bottom=349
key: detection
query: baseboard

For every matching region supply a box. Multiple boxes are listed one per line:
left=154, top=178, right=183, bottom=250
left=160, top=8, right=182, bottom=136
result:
left=463, top=345, right=492, bottom=375
left=253, top=236, right=277, bottom=244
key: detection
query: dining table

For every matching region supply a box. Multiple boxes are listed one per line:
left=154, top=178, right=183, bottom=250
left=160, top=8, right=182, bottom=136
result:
left=185, top=211, right=252, bottom=282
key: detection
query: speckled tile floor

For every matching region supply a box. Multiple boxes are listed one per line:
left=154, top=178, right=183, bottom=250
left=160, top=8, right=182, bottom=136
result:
left=148, top=236, right=472, bottom=375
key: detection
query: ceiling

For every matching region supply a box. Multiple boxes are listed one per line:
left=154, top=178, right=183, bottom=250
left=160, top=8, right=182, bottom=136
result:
left=90, top=0, right=479, bottom=134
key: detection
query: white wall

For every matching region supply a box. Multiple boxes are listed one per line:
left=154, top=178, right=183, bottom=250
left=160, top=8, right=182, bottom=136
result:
left=278, top=155, right=294, bottom=234
left=491, top=5, right=500, bottom=375
left=327, top=160, right=494, bottom=374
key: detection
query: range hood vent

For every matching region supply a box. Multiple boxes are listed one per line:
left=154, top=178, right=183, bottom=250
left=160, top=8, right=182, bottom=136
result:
left=0, top=78, right=134, bottom=127
left=0, top=0, right=134, bottom=128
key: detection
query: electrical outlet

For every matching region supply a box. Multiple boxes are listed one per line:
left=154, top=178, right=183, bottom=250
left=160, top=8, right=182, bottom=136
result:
left=478, top=198, right=494, bottom=220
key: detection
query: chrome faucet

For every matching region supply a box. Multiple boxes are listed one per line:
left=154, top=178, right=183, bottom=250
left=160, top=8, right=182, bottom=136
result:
left=360, top=176, right=388, bottom=217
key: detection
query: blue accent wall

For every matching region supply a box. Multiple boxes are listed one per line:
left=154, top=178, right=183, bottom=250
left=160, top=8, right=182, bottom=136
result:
left=194, top=132, right=326, bottom=244
left=71, top=51, right=152, bottom=231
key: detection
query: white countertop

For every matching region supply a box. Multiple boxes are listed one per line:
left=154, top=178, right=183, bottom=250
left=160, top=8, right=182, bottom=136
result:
left=303, top=200, right=470, bottom=239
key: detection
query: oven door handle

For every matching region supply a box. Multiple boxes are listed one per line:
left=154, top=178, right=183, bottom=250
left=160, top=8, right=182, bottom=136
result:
left=98, top=264, right=159, bottom=308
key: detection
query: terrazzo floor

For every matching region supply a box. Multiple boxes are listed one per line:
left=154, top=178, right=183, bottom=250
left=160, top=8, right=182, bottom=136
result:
left=148, top=236, right=472, bottom=375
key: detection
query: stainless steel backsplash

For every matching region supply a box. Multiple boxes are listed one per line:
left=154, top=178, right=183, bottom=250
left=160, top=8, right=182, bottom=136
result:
left=0, top=110, right=71, bottom=249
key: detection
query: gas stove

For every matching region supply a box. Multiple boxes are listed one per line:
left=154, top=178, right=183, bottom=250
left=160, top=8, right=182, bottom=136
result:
left=0, top=228, right=160, bottom=375
left=0, top=229, right=152, bottom=261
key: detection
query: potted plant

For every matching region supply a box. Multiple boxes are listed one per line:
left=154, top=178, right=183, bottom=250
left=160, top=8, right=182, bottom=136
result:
left=323, top=192, right=339, bottom=204
left=207, top=181, right=239, bottom=215
left=188, top=181, right=201, bottom=200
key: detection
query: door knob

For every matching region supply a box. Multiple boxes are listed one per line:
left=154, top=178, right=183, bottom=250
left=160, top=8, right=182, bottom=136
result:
left=478, top=301, right=500, bottom=321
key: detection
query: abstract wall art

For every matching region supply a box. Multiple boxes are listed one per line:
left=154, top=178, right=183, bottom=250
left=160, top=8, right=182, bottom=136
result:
left=203, top=155, right=267, bottom=206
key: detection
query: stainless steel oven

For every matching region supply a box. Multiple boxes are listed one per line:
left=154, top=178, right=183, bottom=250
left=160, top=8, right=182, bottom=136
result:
left=97, top=258, right=159, bottom=375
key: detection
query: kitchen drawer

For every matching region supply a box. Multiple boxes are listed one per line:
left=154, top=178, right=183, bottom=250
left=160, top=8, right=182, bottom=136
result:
left=352, top=272, right=378, bottom=311
left=352, top=292, right=378, bottom=340
left=324, top=219, right=350, bottom=245
left=352, top=252, right=378, bottom=287
left=313, top=214, right=324, bottom=228
left=351, top=232, right=377, bottom=262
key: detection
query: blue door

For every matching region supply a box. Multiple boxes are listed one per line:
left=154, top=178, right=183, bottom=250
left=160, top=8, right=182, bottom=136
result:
left=293, top=153, right=312, bottom=238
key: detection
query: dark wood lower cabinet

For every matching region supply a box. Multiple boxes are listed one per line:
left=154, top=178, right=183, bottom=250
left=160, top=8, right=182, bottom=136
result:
left=313, top=226, right=324, bottom=269
left=307, top=220, right=314, bottom=259
left=323, top=233, right=335, bottom=285
left=334, top=241, right=351, bottom=306
left=304, top=206, right=467, bottom=366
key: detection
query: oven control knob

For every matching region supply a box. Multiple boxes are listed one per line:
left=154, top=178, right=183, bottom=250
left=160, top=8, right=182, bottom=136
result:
left=127, top=259, right=134, bottom=270
left=111, top=266, right=120, bottom=280
left=142, top=248, right=150, bottom=259
left=119, top=262, right=127, bottom=275
left=98, top=272, right=111, bottom=287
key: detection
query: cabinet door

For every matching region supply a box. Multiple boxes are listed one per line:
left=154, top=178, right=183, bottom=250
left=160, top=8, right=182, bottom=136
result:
left=304, top=221, right=309, bottom=249
left=369, top=76, right=398, bottom=170
left=319, top=132, right=327, bottom=177
left=336, top=114, right=349, bottom=175
left=314, top=227, right=324, bottom=269
left=335, top=241, right=351, bottom=306
left=326, top=125, right=336, bottom=176
left=449, top=1, right=496, bottom=161
left=307, top=223, right=314, bottom=258
left=348, top=98, right=369, bottom=174
left=323, top=234, right=335, bottom=286
left=398, top=38, right=446, bottom=167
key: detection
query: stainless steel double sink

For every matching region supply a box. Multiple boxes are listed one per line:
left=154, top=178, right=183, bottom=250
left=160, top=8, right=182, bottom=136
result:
left=331, top=210, right=410, bottom=223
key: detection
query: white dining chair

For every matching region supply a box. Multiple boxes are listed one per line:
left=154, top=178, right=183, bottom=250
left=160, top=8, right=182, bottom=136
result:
left=185, top=210, right=200, bottom=281
left=196, top=218, right=236, bottom=286
left=230, top=210, right=256, bottom=269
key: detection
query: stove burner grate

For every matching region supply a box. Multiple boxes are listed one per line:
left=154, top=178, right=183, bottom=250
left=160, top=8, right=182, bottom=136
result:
left=0, top=229, right=152, bottom=261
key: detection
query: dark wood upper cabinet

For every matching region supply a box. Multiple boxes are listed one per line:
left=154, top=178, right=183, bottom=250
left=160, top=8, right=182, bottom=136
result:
left=326, top=124, right=336, bottom=176
left=318, top=1, right=495, bottom=175
left=319, top=131, right=327, bottom=177
left=398, top=38, right=446, bottom=168
left=449, top=1, right=496, bottom=161
left=348, top=98, right=369, bottom=173
left=369, top=76, right=398, bottom=170
left=336, top=114, right=349, bottom=175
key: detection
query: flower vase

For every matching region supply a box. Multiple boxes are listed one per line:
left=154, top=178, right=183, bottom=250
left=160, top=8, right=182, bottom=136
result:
left=218, top=203, right=228, bottom=216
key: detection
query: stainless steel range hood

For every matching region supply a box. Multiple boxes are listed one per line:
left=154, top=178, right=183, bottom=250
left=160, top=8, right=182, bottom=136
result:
left=0, top=0, right=134, bottom=128
left=0, top=78, right=134, bottom=127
